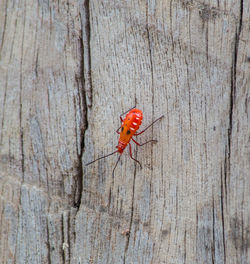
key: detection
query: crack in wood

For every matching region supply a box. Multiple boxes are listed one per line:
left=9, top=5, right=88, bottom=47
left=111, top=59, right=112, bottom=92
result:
left=228, top=0, right=244, bottom=176
left=19, top=6, right=26, bottom=182
left=73, top=1, right=92, bottom=210
left=81, top=0, right=92, bottom=108
left=221, top=164, right=226, bottom=263
left=123, top=163, right=137, bottom=264
left=212, top=195, right=215, bottom=264
left=61, top=214, right=65, bottom=264
left=220, top=3, right=244, bottom=263
left=46, top=219, right=52, bottom=264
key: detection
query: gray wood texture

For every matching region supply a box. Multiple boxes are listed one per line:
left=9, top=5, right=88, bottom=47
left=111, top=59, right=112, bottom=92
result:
left=0, top=0, right=249, bottom=263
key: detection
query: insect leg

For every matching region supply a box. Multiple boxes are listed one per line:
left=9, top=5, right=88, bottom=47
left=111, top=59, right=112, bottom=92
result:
left=134, top=115, right=164, bottom=136
left=116, top=126, right=121, bottom=134
left=117, top=106, right=136, bottom=133
left=132, top=138, right=157, bottom=146
left=129, top=143, right=142, bottom=168
left=119, top=105, right=136, bottom=122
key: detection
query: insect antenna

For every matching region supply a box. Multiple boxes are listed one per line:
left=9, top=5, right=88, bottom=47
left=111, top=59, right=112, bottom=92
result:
left=85, top=150, right=118, bottom=166
left=112, top=155, right=122, bottom=179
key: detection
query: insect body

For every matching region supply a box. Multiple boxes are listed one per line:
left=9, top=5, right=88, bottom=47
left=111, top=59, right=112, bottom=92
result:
left=86, top=106, right=164, bottom=177
left=117, top=109, right=143, bottom=153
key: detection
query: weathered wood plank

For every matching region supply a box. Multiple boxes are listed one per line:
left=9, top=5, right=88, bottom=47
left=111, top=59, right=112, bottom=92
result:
left=0, top=0, right=249, bottom=263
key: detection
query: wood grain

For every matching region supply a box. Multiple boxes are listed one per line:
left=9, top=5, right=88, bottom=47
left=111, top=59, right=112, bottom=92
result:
left=0, top=0, right=249, bottom=263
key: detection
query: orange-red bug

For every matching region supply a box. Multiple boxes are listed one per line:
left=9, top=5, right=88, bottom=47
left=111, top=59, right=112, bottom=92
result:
left=86, top=106, right=164, bottom=177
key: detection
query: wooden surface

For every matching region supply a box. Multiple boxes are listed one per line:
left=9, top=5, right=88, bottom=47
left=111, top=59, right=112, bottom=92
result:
left=0, top=0, right=249, bottom=263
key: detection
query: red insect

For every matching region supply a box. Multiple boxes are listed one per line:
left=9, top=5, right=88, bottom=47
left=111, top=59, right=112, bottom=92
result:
left=86, top=106, right=164, bottom=177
